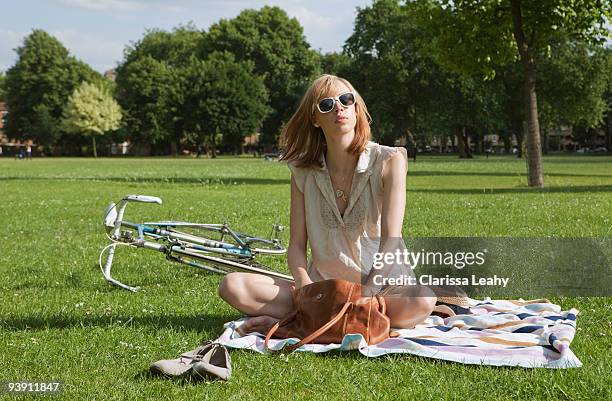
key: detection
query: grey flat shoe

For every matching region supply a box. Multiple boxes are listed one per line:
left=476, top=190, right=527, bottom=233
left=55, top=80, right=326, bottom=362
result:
left=192, top=343, right=232, bottom=381
left=149, top=341, right=216, bottom=378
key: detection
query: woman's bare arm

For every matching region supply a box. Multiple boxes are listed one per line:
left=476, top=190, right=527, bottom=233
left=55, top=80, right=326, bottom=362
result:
left=288, top=175, right=312, bottom=289
left=381, top=149, right=408, bottom=239
left=365, top=149, right=408, bottom=288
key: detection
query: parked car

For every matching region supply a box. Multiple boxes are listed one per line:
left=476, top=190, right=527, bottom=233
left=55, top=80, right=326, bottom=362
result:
left=593, top=147, right=608, bottom=153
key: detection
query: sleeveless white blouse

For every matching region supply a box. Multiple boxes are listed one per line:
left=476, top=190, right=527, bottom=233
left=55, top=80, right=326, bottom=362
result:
left=287, top=141, right=409, bottom=284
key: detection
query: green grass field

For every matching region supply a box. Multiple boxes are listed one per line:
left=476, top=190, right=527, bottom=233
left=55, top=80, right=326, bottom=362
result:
left=0, top=155, right=610, bottom=400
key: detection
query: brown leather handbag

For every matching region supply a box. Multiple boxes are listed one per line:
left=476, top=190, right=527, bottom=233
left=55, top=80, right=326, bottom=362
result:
left=264, top=279, right=391, bottom=353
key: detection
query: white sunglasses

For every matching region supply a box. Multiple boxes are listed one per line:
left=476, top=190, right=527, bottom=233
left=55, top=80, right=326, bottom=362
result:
left=314, top=92, right=356, bottom=114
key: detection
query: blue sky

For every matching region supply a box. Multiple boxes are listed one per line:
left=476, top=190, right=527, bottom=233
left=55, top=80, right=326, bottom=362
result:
left=1, top=0, right=372, bottom=73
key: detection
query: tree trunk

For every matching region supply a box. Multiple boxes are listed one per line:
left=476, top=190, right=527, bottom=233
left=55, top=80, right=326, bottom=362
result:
left=171, top=123, right=184, bottom=157
left=210, top=132, right=217, bottom=159
left=92, top=135, right=97, bottom=158
left=510, top=0, right=544, bottom=187
left=501, top=130, right=510, bottom=154
left=606, top=114, right=612, bottom=153
left=458, top=127, right=472, bottom=159
left=406, top=130, right=417, bottom=161
left=457, top=128, right=465, bottom=158
left=465, top=129, right=473, bottom=158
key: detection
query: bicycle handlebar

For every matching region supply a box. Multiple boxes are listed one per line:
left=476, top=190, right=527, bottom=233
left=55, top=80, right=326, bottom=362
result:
left=124, top=194, right=162, bottom=204
left=102, top=194, right=163, bottom=291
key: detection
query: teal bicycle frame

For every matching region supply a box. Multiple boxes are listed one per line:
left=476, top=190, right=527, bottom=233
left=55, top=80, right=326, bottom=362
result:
left=101, top=195, right=293, bottom=292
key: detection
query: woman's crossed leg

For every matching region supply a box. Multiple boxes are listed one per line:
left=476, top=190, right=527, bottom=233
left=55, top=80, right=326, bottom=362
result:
left=218, top=272, right=294, bottom=335
left=218, top=272, right=436, bottom=335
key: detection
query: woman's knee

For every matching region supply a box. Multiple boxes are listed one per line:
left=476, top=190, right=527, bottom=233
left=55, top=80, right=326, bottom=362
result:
left=386, top=286, right=437, bottom=328
left=413, top=292, right=437, bottom=316
left=410, top=286, right=437, bottom=316
left=218, top=272, right=246, bottom=304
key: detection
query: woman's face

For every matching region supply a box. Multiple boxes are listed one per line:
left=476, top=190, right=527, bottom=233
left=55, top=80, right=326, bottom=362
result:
left=313, top=82, right=357, bottom=138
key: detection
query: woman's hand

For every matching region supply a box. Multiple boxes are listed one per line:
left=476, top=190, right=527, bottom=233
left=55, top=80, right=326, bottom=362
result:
left=294, top=274, right=313, bottom=290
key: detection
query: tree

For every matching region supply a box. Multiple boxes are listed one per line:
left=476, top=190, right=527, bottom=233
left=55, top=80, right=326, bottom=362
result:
left=603, top=48, right=612, bottom=152
left=4, top=30, right=99, bottom=150
left=115, top=25, right=203, bottom=155
left=344, top=0, right=415, bottom=144
left=115, top=55, right=173, bottom=153
left=202, top=6, right=320, bottom=148
left=319, top=52, right=353, bottom=77
left=410, top=0, right=612, bottom=187
left=493, top=62, right=526, bottom=156
left=344, top=0, right=506, bottom=155
left=537, top=40, right=610, bottom=149
left=185, top=52, right=270, bottom=157
left=61, top=81, right=122, bottom=157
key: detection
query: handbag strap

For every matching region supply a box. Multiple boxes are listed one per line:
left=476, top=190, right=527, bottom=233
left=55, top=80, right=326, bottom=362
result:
left=264, top=310, right=297, bottom=352
left=265, top=301, right=353, bottom=353
left=376, top=294, right=386, bottom=315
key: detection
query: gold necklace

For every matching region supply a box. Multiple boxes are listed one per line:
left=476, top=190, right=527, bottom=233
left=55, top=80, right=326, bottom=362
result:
left=335, top=188, right=348, bottom=203
left=330, top=170, right=352, bottom=203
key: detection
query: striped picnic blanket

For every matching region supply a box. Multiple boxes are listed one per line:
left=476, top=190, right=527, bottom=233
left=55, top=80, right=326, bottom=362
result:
left=215, top=297, right=581, bottom=368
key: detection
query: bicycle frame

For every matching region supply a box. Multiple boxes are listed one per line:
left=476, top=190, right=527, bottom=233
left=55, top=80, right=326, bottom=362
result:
left=101, top=194, right=294, bottom=292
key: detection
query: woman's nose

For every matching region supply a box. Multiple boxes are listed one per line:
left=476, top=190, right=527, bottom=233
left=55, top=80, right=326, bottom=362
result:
left=334, top=100, right=345, bottom=113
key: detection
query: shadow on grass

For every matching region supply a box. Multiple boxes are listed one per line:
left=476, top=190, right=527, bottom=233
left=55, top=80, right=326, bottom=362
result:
left=133, top=369, right=223, bottom=386
left=411, top=155, right=612, bottom=164
left=0, top=176, right=287, bottom=185
left=408, top=184, right=612, bottom=195
left=407, top=171, right=612, bottom=178
left=2, top=169, right=610, bottom=184
left=541, top=156, right=612, bottom=164
left=0, top=313, right=232, bottom=333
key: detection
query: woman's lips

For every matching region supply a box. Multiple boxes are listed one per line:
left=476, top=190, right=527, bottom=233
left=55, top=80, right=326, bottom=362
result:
left=335, top=116, right=348, bottom=123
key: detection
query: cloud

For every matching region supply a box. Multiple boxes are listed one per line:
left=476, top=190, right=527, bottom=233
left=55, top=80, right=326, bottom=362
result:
left=51, top=29, right=126, bottom=72
left=57, top=0, right=190, bottom=13
left=0, top=28, right=123, bottom=72
left=1, top=0, right=370, bottom=72
left=278, top=2, right=359, bottom=52
left=287, top=5, right=335, bottom=30
left=59, top=0, right=145, bottom=11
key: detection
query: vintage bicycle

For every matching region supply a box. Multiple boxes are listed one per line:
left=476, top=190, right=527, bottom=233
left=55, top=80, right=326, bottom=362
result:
left=100, top=194, right=294, bottom=292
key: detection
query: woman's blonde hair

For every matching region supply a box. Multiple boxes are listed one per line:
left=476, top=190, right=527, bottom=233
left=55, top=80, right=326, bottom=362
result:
left=279, top=74, right=372, bottom=168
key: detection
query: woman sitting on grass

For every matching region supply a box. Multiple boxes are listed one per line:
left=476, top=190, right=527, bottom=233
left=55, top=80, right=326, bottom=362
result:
left=218, top=74, right=438, bottom=334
